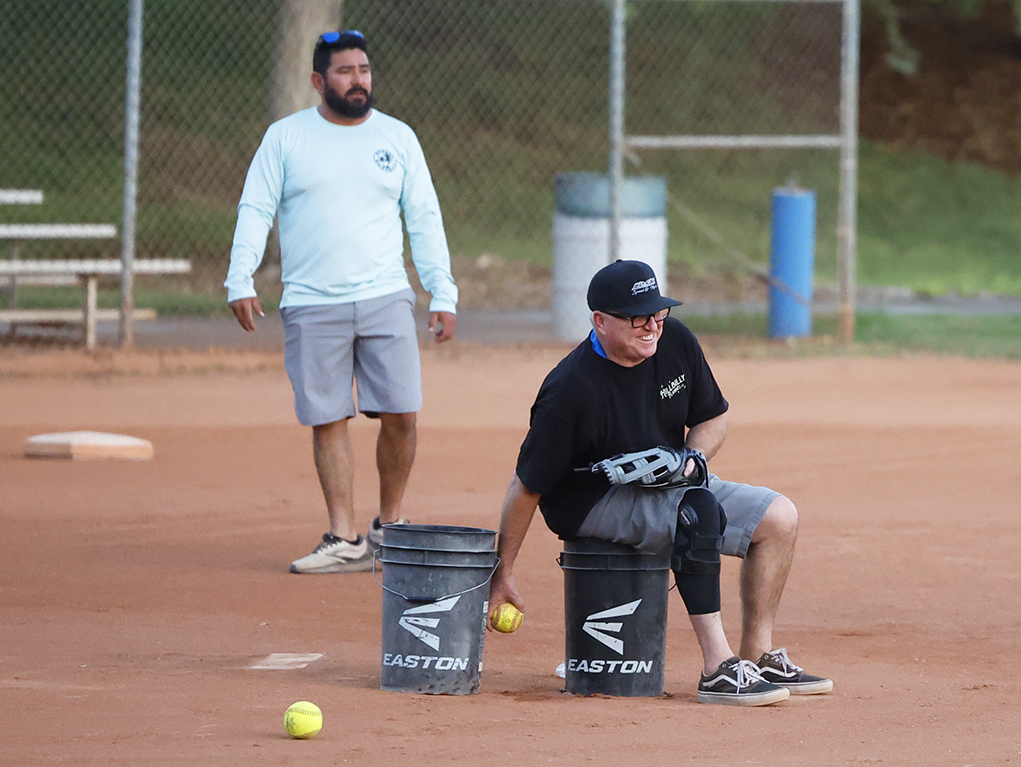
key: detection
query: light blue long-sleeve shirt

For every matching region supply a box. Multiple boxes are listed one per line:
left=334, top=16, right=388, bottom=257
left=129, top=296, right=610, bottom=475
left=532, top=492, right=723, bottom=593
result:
left=225, top=107, right=458, bottom=313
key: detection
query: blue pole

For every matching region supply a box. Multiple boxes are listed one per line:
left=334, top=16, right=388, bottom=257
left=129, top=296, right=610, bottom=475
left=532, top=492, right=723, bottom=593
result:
left=769, top=188, right=816, bottom=338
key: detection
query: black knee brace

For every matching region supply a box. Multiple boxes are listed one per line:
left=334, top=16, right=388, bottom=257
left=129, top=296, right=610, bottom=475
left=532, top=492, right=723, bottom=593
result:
left=671, top=487, right=728, bottom=615
left=671, top=488, right=727, bottom=574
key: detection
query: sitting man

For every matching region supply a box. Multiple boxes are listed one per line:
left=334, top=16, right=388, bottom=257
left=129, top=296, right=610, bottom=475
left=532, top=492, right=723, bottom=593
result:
left=488, top=259, right=832, bottom=705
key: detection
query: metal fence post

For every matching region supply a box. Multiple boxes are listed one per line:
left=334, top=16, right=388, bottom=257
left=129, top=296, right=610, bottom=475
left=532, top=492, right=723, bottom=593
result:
left=838, top=0, right=861, bottom=345
left=608, top=0, right=626, bottom=263
left=120, top=0, right=144, bottom=349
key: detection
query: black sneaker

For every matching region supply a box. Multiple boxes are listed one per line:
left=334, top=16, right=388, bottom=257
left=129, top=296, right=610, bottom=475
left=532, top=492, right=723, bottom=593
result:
left=755, top=648, right=833, bottom=694
left=697, top=656, right=790, bottom=706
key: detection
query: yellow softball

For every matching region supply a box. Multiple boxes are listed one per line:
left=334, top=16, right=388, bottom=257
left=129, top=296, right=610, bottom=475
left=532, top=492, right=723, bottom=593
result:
left=284, top=701, right=322, bottom=739
left=491, top=602, right=524, bottom=633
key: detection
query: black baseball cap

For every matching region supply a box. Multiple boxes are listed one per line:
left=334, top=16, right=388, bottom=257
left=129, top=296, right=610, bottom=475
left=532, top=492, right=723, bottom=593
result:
left=587, top=259, right=681, bottom=316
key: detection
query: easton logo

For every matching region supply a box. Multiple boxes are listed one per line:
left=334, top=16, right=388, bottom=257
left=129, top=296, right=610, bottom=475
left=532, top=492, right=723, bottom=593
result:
left=582, top=599, right=642, bottom=655
left=631, top=277, right=657, bottom=296
left=398, top=595, right=460, bottom=651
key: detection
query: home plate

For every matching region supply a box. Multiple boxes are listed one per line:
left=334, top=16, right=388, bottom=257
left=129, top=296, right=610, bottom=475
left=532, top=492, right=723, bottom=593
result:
left=24, top=431, right=154, bottom=461
left=249, top=653, right=323, bottom=670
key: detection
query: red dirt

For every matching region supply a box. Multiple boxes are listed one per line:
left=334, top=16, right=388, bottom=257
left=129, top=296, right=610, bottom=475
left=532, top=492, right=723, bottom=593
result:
left=2, top=344, right=1020, bottom=765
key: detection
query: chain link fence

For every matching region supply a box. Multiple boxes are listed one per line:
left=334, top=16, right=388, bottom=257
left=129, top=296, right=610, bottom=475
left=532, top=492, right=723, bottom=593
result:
left=1, top=0, right=845, bottom=311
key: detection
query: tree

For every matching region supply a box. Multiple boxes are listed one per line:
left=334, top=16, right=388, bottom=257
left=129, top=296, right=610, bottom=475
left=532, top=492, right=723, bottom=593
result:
left=271, top=0, right=345, bottom=121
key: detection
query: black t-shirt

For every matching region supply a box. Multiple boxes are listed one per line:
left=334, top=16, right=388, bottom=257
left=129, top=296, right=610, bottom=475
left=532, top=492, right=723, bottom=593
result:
left=515, top=318, right=729, bottom=539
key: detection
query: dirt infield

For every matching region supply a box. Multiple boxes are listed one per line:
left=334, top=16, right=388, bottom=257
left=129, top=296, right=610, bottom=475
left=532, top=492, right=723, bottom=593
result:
left=2, top=343, right=1019, bottom=766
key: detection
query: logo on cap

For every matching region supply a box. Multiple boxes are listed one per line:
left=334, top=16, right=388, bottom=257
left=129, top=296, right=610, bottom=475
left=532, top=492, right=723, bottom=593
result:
left=631, top=278, right=657, bottom=296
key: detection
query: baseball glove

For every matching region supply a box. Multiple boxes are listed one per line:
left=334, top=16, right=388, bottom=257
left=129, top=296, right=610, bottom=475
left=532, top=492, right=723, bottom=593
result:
left=591, top=446, right=708, bottom=489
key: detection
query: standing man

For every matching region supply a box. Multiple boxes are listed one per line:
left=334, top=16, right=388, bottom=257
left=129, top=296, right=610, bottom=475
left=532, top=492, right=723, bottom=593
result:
left=225, top=30, right=458, bottom=574
left=488, top=260, right=832, bottom=705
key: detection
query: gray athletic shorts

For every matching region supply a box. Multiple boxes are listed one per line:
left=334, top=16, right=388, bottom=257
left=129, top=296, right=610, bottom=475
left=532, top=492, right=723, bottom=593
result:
left=574, top=474, right=779, bottom=558
left=280, top=289, right=422, bottom=426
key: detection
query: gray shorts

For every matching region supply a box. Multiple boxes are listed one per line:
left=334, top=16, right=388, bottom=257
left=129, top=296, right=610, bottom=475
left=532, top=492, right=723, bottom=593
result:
left=574, top=474, right=779, bottom=558
left=280, top=289, right=422, bottom=426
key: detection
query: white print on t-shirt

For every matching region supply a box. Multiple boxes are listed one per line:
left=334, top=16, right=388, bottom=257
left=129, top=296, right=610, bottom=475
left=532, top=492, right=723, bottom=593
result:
left=659, top=374, right=686, bottom=400
left=631, top=277, right=657, bottom=295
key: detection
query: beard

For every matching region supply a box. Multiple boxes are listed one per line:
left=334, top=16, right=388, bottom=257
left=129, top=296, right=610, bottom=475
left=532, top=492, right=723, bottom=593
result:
left=323, top=84, right=373, bottom=118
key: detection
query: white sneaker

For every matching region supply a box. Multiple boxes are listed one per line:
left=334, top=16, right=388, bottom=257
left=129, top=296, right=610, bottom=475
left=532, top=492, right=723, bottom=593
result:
left=289, top=533, right=371, bottom=574
left=367, top=516, right=410, bottom=551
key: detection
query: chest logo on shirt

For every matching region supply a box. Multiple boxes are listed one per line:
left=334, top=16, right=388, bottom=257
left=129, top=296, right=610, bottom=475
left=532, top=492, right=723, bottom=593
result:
left=374, top=149, right=397, bottom=172
left=659, top=374, right=686, bottom=400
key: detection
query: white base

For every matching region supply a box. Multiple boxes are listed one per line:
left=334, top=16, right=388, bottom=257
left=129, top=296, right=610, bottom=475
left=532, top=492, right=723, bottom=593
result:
left=24, top=431, right=154, bottom=461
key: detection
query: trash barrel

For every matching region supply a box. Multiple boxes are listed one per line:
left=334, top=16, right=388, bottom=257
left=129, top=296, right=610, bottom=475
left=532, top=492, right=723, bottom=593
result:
left=377, top=524, right=497, bottom=695
left=559, top=538, right=670, bottom=696
left=769, top=187, right=816, bottom=339
left=552, top=173, right=668, bottom=342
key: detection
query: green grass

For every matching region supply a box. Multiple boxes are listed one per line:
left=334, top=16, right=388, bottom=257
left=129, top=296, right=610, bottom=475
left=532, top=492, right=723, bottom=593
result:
left=852, top=312, right=1021, bottom=358
left=857, top=142, right=1021, bottom=296
left=683, top=311, right=1021, bottom=359
left=653, top=141, right=1021, bottom=297
left=64, top=137, right=1015, bottom=304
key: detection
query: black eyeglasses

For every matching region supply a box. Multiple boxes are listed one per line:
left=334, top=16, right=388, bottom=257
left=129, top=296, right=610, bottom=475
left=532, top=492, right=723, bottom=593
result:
left=603, top=307, right=671, bottom=328
left=318, top=30, right=364, bottom=45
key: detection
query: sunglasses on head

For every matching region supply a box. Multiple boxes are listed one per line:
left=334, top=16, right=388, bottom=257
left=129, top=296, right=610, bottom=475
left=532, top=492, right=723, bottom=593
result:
left=318, top=30, right=364, bottom=45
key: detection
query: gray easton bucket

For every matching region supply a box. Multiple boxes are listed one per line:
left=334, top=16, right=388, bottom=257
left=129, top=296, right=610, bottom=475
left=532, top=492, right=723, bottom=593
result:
left=375, top=524, right=497, bottom=695
left=559, top=538, right=670, bottom=696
